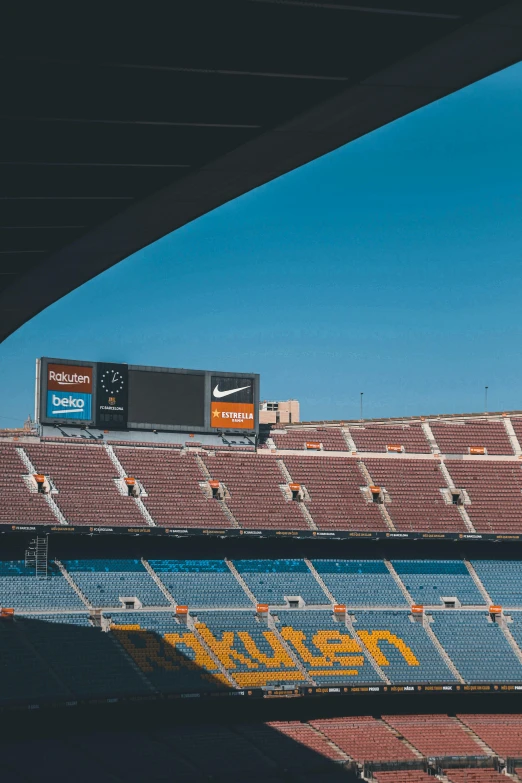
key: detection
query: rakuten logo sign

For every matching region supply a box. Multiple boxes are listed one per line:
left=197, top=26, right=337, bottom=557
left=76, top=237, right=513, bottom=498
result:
left=47, top=391, right=92, bottom=420
left=47, top=363, right=92, bottom=393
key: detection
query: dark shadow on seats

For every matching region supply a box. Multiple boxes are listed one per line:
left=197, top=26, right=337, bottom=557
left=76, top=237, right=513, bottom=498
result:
left=0, top=616, right=360, bottom=782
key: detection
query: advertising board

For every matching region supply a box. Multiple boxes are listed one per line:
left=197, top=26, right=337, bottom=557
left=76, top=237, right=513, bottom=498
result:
left=38, top=359, right=259, bottom=434
left=44, top=361, right=93, bottom=423
left=210, top=375, right=255, bottom=429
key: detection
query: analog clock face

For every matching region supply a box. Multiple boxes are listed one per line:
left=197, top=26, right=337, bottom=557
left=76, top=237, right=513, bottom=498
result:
left=101, top=370, right=124, bottom=394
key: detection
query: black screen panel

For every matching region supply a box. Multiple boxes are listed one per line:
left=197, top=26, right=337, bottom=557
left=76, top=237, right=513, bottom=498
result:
left=127, top=370, right=205, bottom=427
left=211, top=376, right=254, bottom=404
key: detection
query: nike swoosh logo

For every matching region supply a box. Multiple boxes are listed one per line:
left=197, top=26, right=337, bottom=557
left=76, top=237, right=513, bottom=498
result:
left=213, top=384, right=251, bottom=399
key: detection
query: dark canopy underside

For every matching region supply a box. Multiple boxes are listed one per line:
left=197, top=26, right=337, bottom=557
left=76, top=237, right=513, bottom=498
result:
left=1, top=1, right=522, bottom=342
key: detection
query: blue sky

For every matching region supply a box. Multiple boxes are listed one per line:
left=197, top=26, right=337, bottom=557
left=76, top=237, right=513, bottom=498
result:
left=1, top=62, right=522, bottom=426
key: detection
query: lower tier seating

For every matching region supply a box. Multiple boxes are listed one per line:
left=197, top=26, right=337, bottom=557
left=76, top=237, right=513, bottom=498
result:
left=352, top=610, right=456, bottom=683
left=443, top=770, right=506, bottom=782
left=429, top=612, right=522, bottom=683
left=309, top=716, right=417, bottom=761
left=372, top=773, right=435, bottom=783
left=457, top=714, right=522, bottom=756
left=382, top=714, right=485, bottom=757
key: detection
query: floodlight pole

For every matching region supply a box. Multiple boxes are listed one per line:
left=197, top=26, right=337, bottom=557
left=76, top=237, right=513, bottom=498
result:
left=485, top=386, right=488, bottom=412
left=360, top=392, right=363, bottom=421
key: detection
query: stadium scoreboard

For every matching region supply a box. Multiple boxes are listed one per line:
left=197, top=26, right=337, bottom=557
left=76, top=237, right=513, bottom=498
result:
left=37, top=358, right=259, bottom=434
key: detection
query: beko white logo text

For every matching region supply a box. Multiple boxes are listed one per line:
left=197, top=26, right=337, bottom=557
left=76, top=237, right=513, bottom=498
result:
left=51, top=395, right=85, bottom=413
left=49, top=371, right=90, bottom=386
left=213, top=384, right=251, bottom=398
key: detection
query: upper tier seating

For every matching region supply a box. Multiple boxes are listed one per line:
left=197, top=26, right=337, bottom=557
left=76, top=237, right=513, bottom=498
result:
left=457, top=714, right=522, bottom=756
left=392, top=560, right=484, bottom=606
left=108, top=611, right=228, bottom=693
left=282, top=456, right=388, bottom=531
left=0, top=560, right=85, bottom=610
left=0, top=443, right=57, bottom=524
left=444, top=462, right=522, bottom=534
left=148, top=559, right=252, bottom=607
left=429, top=612, right=522, bottom=683
left=275, top=609, right=379, bottom=685
left=24, top=443, right=145, bottom=527
left=352, top=610, right=455, bottom=683
left=430, top=420, right=514, bottom=455
left=471, top=560, right=522, bottom=605
left=115, top=448, right=230, bottom=528
left=311, top=560, right=407, bottom=606
left=201, top=453, right=309, bottom=529
left=270, top=428, right=349, bottom=452
left=234, top=559, right=328, bottom=605
left=362, top=458, right=466, bottom=532
left=309, top=717, right=416, bottom=761
left=62, top=559, right=169, bottom=608
left=195, top=610, right=308, bottom=687
left=349, top=424, right=431, bottom=454
left=382, top=714, right=485, bottom=757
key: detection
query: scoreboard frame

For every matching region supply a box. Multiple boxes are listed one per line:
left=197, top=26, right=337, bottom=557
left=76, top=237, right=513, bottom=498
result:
left=36, top=358, right=259, bottom=434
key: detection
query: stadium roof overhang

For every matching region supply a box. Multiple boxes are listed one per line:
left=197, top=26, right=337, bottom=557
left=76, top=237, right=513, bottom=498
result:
left=1, top=1, right=522, bottom=343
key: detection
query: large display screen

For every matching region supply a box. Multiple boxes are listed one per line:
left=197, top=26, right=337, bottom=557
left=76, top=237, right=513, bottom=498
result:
left=127, top=370, right=205, bottom=427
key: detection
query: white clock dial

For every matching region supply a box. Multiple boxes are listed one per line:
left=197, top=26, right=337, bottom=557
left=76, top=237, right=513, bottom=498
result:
left=101, top=370, right=124, bottom=394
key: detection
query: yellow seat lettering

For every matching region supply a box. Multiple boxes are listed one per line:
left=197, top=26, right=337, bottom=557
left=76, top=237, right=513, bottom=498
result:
left=280, top=627, right=330, bottom=665
left=237, top=631, right=297, bottom=669
left=312, top=631, right=365, bottom=667
left=112, top=628, right=183, bottom=672
left=195, top=623, right=258, bottom=669
left=164, top=633, right=217, bottom=672
left=356, top=630, right=419, bottom=666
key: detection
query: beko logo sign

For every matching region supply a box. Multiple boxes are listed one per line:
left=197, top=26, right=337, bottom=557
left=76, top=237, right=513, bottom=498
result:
left=47, top=363, right=92, bottom=393
left=46, top=392, right=92, bottom=419
left=45, top=363, right=93, bottom=420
